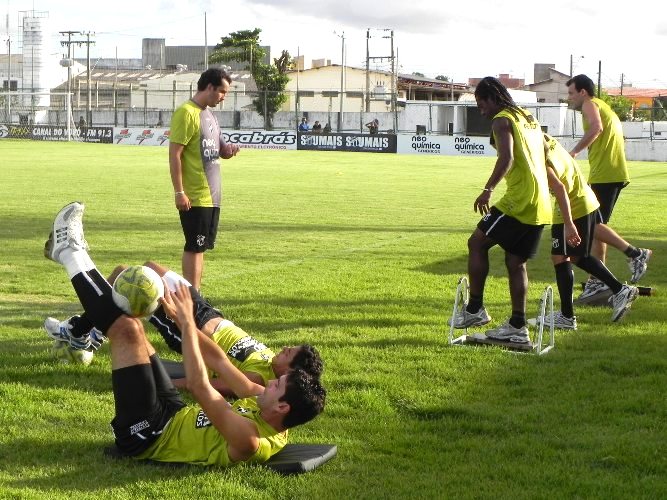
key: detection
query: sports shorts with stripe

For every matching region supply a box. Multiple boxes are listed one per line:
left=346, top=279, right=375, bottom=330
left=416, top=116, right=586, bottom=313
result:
left=477, top=206, right=545, bottom=259
left=551, top=210, right=601, bottom=257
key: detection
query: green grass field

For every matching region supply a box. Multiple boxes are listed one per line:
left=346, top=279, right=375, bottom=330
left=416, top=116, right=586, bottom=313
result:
left=1, top=140, right=666, bottom=499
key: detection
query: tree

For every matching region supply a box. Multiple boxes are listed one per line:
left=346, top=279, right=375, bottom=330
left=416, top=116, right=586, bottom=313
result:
left=210, top=28, right=264, bottom=73
left=435, top=75, right=451, bottom=82
left=599, top=90, right=633, bottom=121
left=411, top=72, right=425, bottom=78
left=209, top=28, right=291, bottom=128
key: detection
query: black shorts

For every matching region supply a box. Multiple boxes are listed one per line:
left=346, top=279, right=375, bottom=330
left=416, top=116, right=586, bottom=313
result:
left=551, top=210, right=601, bottom=257
left=590, top=182, right=626, bottom=223
left=477, top=207, right=545, bottom=259
left=149, top=287, right=224, bottom=354
left=179, top=206, right=220, bottom=253
left=110, top=355, right=186, bottom=456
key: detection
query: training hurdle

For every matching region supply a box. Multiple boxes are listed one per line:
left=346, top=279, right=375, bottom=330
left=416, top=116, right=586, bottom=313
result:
left=448, top=276, right=555, bottom=355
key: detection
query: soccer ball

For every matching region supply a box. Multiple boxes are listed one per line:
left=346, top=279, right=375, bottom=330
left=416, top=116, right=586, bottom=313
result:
left=112, top=265, right=165, bottom=317
left=50, top=340, right=94, bottom=366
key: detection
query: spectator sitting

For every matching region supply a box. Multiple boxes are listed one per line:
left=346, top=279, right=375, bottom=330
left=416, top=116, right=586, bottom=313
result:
left=323, top=122, right=332, bottom=134
left=298, top=117, right=310, bottom=132
left=312, top=121, right=322, bottom=133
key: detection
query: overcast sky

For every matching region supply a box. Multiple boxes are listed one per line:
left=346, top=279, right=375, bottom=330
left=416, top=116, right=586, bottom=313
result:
left=3, top=0, right=667, bottom=88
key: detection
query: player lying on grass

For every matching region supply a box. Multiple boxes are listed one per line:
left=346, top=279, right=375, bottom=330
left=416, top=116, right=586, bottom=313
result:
left=45, top=263, right=322, bottom=397
left=44, top=202, right=326, bottom=466
left=526, top=134, right=639, bottom=330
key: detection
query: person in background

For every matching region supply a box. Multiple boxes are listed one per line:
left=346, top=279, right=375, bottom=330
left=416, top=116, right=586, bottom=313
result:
left=566, top=74, right=651, bottom=304
left=298, top=117, right=310, bottom=132
left=169, top=68, right=240, bottom=290
left=365, top=118, right=379, bottom=134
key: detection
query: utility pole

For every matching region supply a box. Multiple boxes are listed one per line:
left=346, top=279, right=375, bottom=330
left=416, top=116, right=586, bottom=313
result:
left=390, top=30, right=396, bottom=132
left=365, top=28, right=396, bottom=118
left=335, top=31, right=345, bottom=132
left=4, top=12, right=10, bottom=122
left=204, top=12, right=208, bottom=70
left=620, top=73, right=624, bottom=96
left=597, top=60, right=602, bottom=98
left=60, top=31, right=83, bottom=133
left=83, top=31, right=95, bottom=126
left=365, top=29, right=370, bottom=112
left=5, top=35, right=10, bottom=122
left=569, top=54, right=573, bottom=76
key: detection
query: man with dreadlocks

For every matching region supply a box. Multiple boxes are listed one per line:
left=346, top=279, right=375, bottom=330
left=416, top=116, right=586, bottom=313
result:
left=449, top=77, right=552, bottom=343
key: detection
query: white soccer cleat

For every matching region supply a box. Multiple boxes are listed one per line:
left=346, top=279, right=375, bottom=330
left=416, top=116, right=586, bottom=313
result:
left=610, top=285, right=639, bottom=322
left=44, top=315, right=106, bottom=351
left=574, top=278, right=612, bottom=306
left=628, top=248, right=652, bottom=284
left=527, top=311, right=577, bottom=330
left=44, top=202, right=88, bottom=264
left=448, top=307, right=491, bottom=329
left=485, top=321, right=530, bottom=343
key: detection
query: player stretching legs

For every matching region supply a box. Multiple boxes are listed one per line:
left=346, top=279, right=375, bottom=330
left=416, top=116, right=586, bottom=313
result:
left=528, top=135, right=639, bottom=329
left=449, top=77, right=552, bottom=343
left=43, top=201, right=325, bottom=467
left=567, top=74, right=651, bottom=303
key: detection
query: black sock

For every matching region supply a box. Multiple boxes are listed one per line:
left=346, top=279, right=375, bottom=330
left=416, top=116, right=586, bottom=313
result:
left=509, top=311, right=525, bottom=329
left=624, top=245, right=640, bottom=258
left=69, top=314, right=95, bottom=338
left=71, top=269, right=124, bottom=334
left=466, top=294, right=483, bottom=314
left=554, top=262, right=575, bottom=318
left=576, top=256, right=623, bottom=294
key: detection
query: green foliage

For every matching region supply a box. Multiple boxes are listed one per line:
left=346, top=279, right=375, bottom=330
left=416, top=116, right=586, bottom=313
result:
left=435, top=75, right=451, bottom=82
left=251, top=63, right=289, bottom=127
left=210, top=29, right=291, bottom=127
left=633, top=108, right=653, bottom=121
left=1, top=142, right=667, bottom=498
left=599, top=90, right=634, bottom=121
left=210, top=28, right=265, bottom=73
left=411, top=71, right=425, bottom=78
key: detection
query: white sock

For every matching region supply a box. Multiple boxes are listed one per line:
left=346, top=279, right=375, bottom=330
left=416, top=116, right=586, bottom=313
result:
left=60, top=248, right=96, bottom=279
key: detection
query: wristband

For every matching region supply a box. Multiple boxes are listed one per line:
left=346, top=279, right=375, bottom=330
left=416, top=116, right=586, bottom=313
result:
left=175, top=191, right=185, bottom=196
left=482, top=188, right=493, bottom=192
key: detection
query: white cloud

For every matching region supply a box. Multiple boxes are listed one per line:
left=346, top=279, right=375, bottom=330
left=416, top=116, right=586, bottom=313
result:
left=3, top=0, right=667, bottom=87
